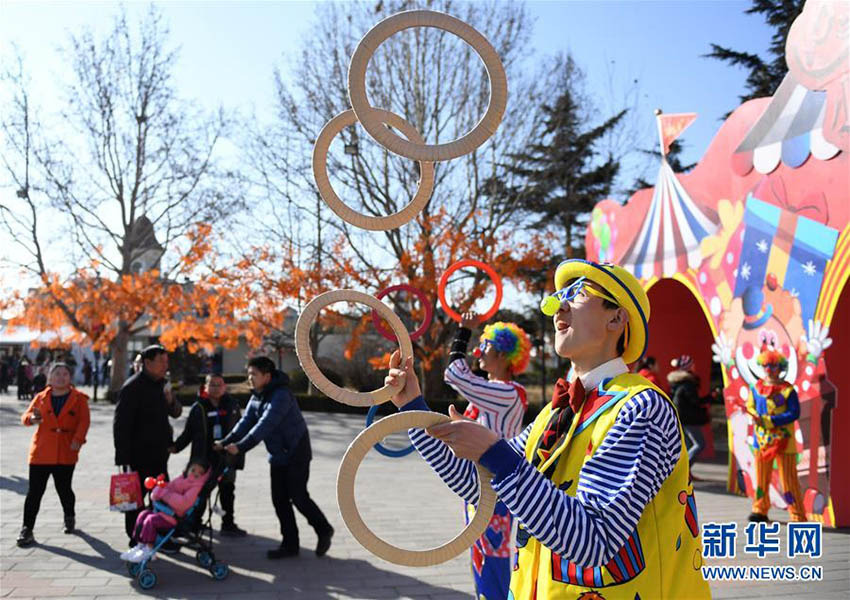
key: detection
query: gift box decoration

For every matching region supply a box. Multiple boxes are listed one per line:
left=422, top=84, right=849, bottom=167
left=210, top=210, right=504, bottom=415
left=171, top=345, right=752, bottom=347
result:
left=733, top=194, right=839, bottom=324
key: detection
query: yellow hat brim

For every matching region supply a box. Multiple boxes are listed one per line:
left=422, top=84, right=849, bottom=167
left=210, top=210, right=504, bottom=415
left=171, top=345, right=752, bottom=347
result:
left=553, top=260, right=650, bottom=364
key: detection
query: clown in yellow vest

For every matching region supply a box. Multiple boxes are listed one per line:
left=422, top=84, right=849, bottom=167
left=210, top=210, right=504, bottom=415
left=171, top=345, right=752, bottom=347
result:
left=387, top=260, right=711, bottom=599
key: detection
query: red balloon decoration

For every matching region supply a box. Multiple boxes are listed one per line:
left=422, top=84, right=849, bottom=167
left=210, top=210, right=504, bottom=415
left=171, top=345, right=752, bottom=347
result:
left=144, top=476, right=157, bottom=490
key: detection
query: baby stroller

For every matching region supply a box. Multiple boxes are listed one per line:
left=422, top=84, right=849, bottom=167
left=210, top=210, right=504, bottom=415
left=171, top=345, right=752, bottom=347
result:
left=125, top=465, right=231, bottom=590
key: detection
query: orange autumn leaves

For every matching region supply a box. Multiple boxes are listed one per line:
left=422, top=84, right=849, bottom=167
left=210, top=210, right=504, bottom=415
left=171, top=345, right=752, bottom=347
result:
left=2, top=223, right=249, bottom=354
left=5, top=210, right=553, bottom=383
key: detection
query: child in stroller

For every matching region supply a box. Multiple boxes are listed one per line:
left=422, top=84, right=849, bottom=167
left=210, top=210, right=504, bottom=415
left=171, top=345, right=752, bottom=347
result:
left=121, top=459, right=230, bottom=589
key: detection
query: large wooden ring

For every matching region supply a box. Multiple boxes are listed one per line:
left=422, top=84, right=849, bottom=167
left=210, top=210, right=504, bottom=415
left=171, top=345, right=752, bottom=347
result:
left=337, top=411, right=497, bottom=566
left=371, top=284, right=433, bottom=342
left=313, top=109, right=435, bottom=231
left=295, top=290, right=414, bottom=407
left=348, top=10, right=507, bottom=162
left=438, top=259, right=503, bottom=323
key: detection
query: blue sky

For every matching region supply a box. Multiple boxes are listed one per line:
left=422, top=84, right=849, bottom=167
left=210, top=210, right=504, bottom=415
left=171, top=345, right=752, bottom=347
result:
left=2, top=0, right=773, bottom=171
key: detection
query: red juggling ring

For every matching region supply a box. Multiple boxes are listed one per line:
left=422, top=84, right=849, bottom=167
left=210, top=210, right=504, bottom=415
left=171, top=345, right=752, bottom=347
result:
left=438, top=260, right=502, bottom=323
left=371, top=284, right=433, bottom=342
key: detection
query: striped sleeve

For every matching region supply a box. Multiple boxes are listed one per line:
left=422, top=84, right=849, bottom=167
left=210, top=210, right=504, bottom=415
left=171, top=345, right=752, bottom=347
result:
left=444, top=359, right=519, bottom=411
left=402, top=396, right=533, bottom=505
left=491, top=389, right=681, bottom=567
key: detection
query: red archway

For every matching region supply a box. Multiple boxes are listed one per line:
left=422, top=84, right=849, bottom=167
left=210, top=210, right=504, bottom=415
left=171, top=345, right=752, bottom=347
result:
left=645, top=278, right=717, bottom=459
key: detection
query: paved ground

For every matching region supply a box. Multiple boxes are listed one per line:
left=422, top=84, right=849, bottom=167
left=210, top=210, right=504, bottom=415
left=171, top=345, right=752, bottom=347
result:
left=0, top=388, right=847, bottom=599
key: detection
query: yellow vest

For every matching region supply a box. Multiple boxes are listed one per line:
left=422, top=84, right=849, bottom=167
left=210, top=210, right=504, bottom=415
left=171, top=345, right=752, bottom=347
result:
left=509, top=373, right=711, bottom=600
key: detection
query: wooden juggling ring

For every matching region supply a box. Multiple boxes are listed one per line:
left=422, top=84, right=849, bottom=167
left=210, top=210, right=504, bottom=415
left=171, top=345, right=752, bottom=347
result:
left=348, top=10, right=508, bottom=162
left=294, top=290, right=414, bottom=407
left=337, top=411, right=497, bottom=566
left=313, top=109, right=435, bottom=231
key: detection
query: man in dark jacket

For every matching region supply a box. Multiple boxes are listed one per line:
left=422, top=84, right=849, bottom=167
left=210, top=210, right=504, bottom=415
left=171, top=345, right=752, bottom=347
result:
left=172, top=373, right=246, bottom=536
left=215, top=356, right=333, bottom=559
left=113, top=345, right=182, bottom=545
left=667, top=354, right=710, bottom=469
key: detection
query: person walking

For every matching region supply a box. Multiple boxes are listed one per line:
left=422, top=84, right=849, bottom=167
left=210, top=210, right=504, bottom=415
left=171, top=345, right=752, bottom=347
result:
left=17, top=359, right=32, bottom=401
left=82, top=358, right=93, bottom=386
left=113, top=345, right=182, bottom=548
left=0, top=355, right=10, bottom=394
left=667, top=354, right=710, bottom=469
left=172, top=373, right=247, bottom=536
left=17, top=362, right=90, bottom=546
left=215, top=356, right=333, bottom=559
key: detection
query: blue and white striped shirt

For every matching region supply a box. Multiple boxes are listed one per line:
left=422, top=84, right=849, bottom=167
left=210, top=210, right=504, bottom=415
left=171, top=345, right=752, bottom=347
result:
left=444, top=359, right=526, bottom=439
left=404, top=386, right=681, bottom=567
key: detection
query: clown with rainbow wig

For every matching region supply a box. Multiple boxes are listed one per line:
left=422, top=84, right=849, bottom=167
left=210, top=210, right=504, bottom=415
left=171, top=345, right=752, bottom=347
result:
left=746, top=346, right=806, bottom=522
left=445, top=312, right=531, bottom=600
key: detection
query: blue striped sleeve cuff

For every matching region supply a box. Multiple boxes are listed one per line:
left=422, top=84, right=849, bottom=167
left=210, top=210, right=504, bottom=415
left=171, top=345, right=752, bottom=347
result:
left=479, top=439, right=523, bottom=482
left=399, top=395, right=429, bottom=412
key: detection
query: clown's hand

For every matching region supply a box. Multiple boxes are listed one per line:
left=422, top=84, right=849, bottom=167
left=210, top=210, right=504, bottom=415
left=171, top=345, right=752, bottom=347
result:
left=425, top=405, right=498, bottom=462
left=712, top=331, right=734, bottom=367
left=802, top=320, right=832, bottom=361
left=384, top=350, right=421, bottom=409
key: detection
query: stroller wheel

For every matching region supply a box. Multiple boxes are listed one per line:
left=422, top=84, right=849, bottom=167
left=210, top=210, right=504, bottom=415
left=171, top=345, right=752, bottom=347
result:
left=126, top=562, right=141, bottom=577
left=196, top=550, right=214, bottom=568
left=210, top=562, right=230, bottom=580
left=138, top=568, right=157, bottom=590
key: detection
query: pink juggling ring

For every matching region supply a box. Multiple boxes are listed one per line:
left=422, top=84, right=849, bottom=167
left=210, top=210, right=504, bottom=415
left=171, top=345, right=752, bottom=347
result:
left=371, top=284, right=433, bottom=342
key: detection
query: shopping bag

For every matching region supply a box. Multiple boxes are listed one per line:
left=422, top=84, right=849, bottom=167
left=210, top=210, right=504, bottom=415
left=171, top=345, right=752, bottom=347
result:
left=109, top=471, right=142, bottom=512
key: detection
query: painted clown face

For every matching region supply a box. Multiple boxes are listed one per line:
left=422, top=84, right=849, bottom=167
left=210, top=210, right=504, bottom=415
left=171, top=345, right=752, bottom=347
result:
left=733, top=314, right=798, bottom=387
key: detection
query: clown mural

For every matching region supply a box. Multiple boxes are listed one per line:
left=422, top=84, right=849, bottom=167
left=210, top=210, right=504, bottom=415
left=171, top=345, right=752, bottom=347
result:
left=585, top=0, right=850, bottom=526
left=745, top=347, right=805, bottom=522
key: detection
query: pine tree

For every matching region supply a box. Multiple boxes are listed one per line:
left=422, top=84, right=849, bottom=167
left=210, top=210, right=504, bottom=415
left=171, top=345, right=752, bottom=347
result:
left=705, top=0, right=805, bottom=108
left=627, top=138, right=696, bottom=197
left=501, top=86, right=626, bottom=258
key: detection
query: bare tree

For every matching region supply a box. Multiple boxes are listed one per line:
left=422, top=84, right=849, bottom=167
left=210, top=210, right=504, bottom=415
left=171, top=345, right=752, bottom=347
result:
left=243, top=0, right=556, bottom=397
left=1, top=7, right=243, bottom=391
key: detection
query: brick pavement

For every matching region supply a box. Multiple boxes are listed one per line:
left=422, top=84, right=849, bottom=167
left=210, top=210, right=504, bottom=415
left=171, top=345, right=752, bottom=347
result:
left=0, top=390, right=847, bottom=599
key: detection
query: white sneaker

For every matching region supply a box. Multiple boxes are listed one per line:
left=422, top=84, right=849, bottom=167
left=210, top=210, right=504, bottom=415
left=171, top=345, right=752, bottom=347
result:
left=120, top=544, right=142, bottom=561
left=139, top=547, right=156, bottom=562
left=125, top=547, right=148, bottom=563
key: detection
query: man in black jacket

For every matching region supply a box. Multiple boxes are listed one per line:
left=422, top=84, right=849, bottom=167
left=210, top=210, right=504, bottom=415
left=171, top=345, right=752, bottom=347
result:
left=171, top=373, right=246, bottom=536
left=113, top=345, right=182, bottom=545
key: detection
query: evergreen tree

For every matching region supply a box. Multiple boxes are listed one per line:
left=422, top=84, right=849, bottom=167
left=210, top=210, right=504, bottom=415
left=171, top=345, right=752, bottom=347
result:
left=705, top=0, right=805, bottom=108
left=500, top=80, right=626, bottom=258
left=627, top=138, right=696, bottom=197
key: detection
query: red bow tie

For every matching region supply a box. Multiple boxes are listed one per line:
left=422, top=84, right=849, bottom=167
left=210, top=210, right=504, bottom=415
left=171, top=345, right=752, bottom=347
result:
left=551, top=377, right=586, bottom=413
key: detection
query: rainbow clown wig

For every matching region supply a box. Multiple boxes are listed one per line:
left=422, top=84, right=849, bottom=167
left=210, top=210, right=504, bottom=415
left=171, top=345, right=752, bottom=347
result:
left=756, top=347, right=789, bottom=372
left=479, top=322, right=532, bottom=375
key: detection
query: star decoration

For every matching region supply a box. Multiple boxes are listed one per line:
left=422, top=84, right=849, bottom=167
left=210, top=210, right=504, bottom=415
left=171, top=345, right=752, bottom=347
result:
left=802, top=261, right=817, bottom=276
left=741, top=263, right=751, bottom=280
left=756, top=239, right=769, bottom=254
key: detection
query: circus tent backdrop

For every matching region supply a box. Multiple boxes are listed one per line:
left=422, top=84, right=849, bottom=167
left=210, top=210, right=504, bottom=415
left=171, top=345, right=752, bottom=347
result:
left=586, top=0, right=850, bottom=526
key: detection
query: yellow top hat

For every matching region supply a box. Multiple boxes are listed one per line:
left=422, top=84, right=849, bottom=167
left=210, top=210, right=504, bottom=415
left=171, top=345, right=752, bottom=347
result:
left=549, top=259, right=651, bottom=364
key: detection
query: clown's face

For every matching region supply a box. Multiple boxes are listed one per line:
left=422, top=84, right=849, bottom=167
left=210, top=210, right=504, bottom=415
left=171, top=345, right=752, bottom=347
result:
left=734, top=315, right=798, bottom=386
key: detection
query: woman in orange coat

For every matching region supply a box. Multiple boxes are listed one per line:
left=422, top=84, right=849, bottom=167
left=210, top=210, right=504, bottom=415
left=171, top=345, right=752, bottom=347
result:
left=17, top=362, right=90, bottom=547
